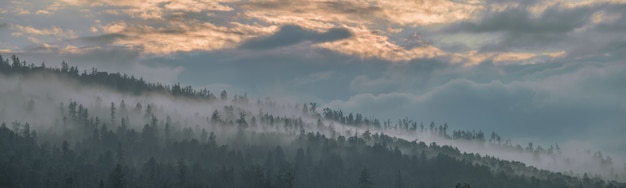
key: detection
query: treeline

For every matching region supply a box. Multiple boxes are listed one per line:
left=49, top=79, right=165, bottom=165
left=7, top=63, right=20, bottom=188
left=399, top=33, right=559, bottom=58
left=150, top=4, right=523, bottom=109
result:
left=1, top=55, right=624, bottom=187
left=3, top=110, right=622, bottom=188
left=320, top=106, right=575, bottom=158
left=0, top=54, right=214, bottom=99
left=1, top=98, right=624, bottom=187
left=0, top=54, right=597, bottom=157
left=0, top=54, right=617, bottom=170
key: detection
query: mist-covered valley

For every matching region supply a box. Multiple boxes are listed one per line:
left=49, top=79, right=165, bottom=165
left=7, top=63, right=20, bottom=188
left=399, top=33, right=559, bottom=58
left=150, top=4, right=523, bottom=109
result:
left=1, top=56, right=625, bottom=188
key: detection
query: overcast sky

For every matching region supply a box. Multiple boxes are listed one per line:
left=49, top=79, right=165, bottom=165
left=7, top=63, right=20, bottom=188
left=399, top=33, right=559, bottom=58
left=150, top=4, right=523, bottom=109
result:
left=1, top=0, right=625, bottom=157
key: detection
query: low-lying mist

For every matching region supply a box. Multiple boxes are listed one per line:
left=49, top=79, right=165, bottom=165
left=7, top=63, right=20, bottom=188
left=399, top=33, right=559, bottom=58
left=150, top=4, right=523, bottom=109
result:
left=1, top=70, right=624, bottom=182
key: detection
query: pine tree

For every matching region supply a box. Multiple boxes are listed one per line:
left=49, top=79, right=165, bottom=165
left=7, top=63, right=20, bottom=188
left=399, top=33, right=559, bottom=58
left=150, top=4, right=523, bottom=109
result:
left=109, top=164, right=126, bottom=188
left=358, top=168, right=372, bottom=188
left=394, top=171, right=403, bottom=188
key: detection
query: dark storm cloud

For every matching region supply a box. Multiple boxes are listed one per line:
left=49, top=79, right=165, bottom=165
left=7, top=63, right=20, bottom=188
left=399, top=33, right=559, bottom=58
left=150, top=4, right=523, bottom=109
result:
left=454, top=7, right=590, bottom=34
left=444, top=3, right=626, bottom=52
left=76, top=34, right=127, bottom=44
left=240, top=0, right=290, bottom=9
left=0, top=23, right=7, bottom=30
left=320, top=1, right=383, bottom=17
left=239, top=25, right=352, bottom=50
left=448, top=8, right=587, bottom=51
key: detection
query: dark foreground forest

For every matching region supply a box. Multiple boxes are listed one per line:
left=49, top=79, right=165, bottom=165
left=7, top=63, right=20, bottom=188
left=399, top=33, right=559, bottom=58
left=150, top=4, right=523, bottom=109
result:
left=1, top=55, right=624, bottom=188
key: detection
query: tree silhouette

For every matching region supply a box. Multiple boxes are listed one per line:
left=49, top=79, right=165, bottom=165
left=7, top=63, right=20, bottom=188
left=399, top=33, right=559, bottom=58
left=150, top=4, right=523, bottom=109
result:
left=358, top=168, right=373, bottom=188
left=109, top=164, right=126, bottom=188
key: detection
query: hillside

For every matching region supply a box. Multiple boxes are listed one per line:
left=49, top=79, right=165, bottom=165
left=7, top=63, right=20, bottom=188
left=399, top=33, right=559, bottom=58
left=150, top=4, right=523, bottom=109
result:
left=1, top=55, right=625, bottom=188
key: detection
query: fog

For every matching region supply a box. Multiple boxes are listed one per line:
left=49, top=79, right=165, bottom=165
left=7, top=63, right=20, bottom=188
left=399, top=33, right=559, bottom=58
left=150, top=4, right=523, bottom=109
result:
left=1, top=71, right=624, bottom=182
left=386, top=130, right=626, bottom=181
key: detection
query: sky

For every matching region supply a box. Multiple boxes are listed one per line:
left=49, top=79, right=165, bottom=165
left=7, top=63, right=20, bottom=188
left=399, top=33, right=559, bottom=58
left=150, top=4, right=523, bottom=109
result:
left=1, top=0, right=625, bottom=157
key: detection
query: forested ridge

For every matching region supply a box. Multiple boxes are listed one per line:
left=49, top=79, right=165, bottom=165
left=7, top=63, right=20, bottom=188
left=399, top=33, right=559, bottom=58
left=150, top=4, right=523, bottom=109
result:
left=1, top=55, right=625, bottom=188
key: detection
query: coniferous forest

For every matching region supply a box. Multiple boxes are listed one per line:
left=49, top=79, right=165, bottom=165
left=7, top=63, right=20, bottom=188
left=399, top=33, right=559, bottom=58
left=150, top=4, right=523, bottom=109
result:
left=1, top=55, right=625, bottom=188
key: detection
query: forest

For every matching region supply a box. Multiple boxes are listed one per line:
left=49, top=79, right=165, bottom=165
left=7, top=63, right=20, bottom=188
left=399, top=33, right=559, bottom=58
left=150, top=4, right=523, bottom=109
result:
left=1, top=55, right=625, bottom=188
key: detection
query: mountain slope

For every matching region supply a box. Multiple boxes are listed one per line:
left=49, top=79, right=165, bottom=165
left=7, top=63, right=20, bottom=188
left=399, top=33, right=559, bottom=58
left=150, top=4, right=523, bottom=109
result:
left=0, top=56, right=624, bottom=188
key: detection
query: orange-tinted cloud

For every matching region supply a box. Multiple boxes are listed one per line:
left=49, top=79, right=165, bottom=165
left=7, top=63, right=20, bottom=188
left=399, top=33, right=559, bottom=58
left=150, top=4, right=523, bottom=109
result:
left=57, top=0, right=235, bottom=19
left=99, top=20, right=276, bottom=54
left=4, top=0, right=621, bottom=65
left=315, top=26, right=444, bottom=61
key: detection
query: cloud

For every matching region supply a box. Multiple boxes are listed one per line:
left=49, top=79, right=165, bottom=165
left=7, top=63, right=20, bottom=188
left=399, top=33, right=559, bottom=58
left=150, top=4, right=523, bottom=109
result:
left=316, top=27, right=446, bottom=61
left=330, top=78, right=626, bottom=144
left=153, top=43, right=391, bottom=101
left=375, top=0, right=482, bottom=26
left=8, top=25, right=80, bottom=50
left=3, top=0, right=598, bottom=65
left=454, top=6, right=590, bottom=34
left=239, top=25, right=352, bottom=50
left=295, top=71, right=333, bottom=86
left=13, top=25, right=76, bottom=38
left=328, top=59, right=626, bottom=149
left=241, top=0, right=481, bottom=28
left=58, top=0, right=237, bottom=19
left=447, top=50, right=567, bottom=65
left=3, top=0, right=626, bottom=173
left=10, top=45, right=184, bottom=85
left=445, top=1, right=626, bottom=53
left=35, top=1, right=66, bottom=15
left=163, top=0, right=234, bottom=12
left=237, top=0, right=486, bottom=62
left=77, top=33, right=127, bottom=44
left=349, top=58, right=447, bottom=94
left=594, top=9, right=626, bottom=32
left=96, top=20, right=276, bottom=54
